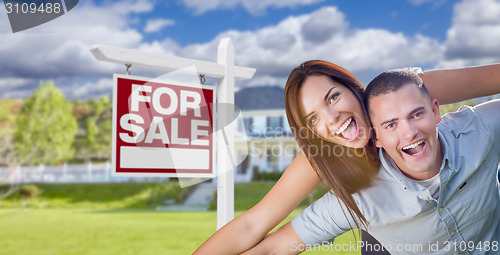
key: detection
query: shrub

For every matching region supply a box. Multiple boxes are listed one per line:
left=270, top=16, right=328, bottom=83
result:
left=254, top=171, right=283, bottom=181
left=19, top=184, right=40, bottom=197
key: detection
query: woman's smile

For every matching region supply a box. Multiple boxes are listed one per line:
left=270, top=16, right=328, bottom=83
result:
left=332, top=116, right=360, bottom=142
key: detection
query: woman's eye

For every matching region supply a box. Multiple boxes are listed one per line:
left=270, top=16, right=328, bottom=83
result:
left=309, top=116, right=318, bottom=126
left=328, top=92, right=340, bottom=104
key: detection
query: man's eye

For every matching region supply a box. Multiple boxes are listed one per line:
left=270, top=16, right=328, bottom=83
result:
left=385, top=123, right=395, bottom=129
left=413, top=112, right=423, bottom=118
left=328, top=92, right=340, bottom=104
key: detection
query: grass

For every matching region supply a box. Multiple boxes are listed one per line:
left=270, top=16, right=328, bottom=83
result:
left=0, top=208, right=360, bottom=255
left=0, top=182, right=193, bottom=209
left=0, top=182, right=358, bottom=254
left=210, top=181, right=329, bottom=211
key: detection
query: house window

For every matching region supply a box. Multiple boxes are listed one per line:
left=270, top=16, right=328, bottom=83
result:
left=243, top=117, right=253, bottom=134
left=267, top=116, right=282, bottom=134
left=237, top=155, right=250, bottom=174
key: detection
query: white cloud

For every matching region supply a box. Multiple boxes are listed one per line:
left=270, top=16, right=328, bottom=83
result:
left=144, top=18, right=175, bottom=33
left=0, top=0, right=153, bottom=80
left=179, top=6, right=443, bottom=85
left=0, top=78, right=29, bottom=90
left=0, top=0, right=176, bottom=99
left=440, top=0, right=500, bottom=68
left=182, top=0, right=323, bottom=15
left=4, top=0, right=497, bottom=100
left=407, top=0, right=447, bottom=6
left=408, top=0, right=433, bottom=5
left=0, top=78, right=35, bottom=98
left=63, top=78, right=113, bottom=99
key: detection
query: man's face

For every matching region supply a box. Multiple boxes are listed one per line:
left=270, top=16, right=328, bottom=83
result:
left=369, top=83, right=443, bottom=180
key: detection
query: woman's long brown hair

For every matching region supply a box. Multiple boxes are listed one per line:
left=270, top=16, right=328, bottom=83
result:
left=285, top=60, right=380, bottom=229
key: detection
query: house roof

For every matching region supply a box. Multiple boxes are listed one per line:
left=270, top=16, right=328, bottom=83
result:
left=235, top=86, right=285, bottom=111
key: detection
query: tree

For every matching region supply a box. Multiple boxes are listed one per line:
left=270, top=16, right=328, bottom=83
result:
left=14, top=81, right=78, bottom=165
left=439, top=99, right=476, bottom=116
left=72, top=95, right=112, bottom=162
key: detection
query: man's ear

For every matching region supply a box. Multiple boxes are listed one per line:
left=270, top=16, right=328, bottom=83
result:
left=431, top=99, right=441, bottom=124
left=372, top=130, right=383, bottom=148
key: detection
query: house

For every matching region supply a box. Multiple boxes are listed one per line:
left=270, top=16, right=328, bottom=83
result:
left=233, top=86, right=300, bottom=182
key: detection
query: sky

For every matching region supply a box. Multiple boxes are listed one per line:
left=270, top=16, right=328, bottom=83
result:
left=1, top=0, right=500, bottom=100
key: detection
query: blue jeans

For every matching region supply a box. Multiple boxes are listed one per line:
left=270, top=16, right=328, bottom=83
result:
left=361, top=230, right=391, bottom=255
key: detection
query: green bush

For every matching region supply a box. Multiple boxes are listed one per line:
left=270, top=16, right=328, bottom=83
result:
left=254, top=171, right=283, bottom=181
left=1, top=182, right=193, bottom=209
left=19, top=184, right=40, bottom=197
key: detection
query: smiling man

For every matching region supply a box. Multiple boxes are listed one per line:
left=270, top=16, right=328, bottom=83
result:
left=243, top=70, right=500, bottom=255
left=368, top=76, right=443, bottom=182
left=361, top=70, right=500, bottom=253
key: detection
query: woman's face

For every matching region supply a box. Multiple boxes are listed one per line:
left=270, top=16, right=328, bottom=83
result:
left=298, top=75, right=370, bottom=148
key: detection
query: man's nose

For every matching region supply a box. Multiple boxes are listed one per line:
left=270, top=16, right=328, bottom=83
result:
left=400, top=120, right=418, bottom=140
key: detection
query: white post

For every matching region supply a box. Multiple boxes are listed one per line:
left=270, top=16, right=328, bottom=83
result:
left=87, top=161, right=92, bottom=182
left=217, top=38, right=235, bottom=230
left=63, top=162, right=67, bottom=183
left=105, top=161, right=111, bottom=183
left=249, top=140, right=256, bottom=181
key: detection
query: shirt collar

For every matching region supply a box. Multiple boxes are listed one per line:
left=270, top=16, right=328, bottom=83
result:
left=379, top=149, right=421, bottom=191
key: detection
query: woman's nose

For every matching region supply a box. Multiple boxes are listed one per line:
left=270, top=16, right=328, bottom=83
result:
left=324, top=108, right=340, bottom=129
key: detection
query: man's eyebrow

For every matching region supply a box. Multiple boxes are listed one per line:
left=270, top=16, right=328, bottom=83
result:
left=409, top=106, right=425, bottom=117
left=324, top=87, right=335, bottom=101
left=380, top=118, right=397, bottom=127
left=378, top=106, right=426, bottom=126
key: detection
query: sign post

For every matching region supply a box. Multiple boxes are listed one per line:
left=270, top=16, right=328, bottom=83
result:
left=216, top=39, right=235, bottom=229
left=90, top=38, right=255, bottom=229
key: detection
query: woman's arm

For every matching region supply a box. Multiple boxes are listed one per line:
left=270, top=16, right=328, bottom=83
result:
left=193, top=152, right=321, bottom=254
left=422, top=63, right=500, bottom=104
left=241, top=222, right=304, bottom=255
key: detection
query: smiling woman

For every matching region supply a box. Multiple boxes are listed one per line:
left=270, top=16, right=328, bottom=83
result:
left=284, top=61, right=380, bottom=231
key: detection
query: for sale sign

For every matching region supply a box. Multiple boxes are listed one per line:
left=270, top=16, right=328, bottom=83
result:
left=112, top=74, right=215, bottom=178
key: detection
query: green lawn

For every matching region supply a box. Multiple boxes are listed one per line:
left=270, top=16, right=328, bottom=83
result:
left=0, top=182, right=359, bottom=254
left=0, top=208, right=360, bottom=254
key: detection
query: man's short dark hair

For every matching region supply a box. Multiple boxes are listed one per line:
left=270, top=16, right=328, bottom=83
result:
left=364, top=69, right=430, bottom=115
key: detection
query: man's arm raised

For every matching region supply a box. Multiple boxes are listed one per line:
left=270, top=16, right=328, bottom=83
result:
left=422, top=63, right=500, bottom=105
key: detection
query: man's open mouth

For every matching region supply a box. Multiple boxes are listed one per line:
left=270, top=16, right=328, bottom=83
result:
left=402, top=140, right=426, bottom=156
